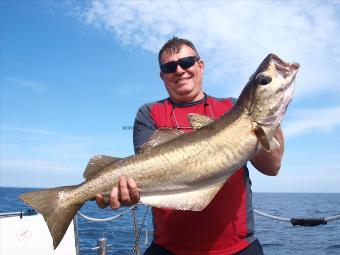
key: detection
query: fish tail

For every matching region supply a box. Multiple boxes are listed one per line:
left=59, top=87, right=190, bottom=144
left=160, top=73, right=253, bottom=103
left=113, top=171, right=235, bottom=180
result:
left=20, top=185, right=84, bottom=249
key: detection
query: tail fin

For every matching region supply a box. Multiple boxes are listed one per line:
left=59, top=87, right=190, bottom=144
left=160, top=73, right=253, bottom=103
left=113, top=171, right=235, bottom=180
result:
left=20, top=185, right=84, bottom=249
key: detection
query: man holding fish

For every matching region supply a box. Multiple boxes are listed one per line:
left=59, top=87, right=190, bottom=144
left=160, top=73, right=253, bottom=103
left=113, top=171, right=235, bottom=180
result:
left=96, top=37, right=285, bottom=255
left=21, top=37, right=299, bottom=253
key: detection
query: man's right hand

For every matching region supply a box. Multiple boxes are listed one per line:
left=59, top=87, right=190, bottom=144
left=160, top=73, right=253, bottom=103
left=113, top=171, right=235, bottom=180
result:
left=95, top=176, right=140, bottom=210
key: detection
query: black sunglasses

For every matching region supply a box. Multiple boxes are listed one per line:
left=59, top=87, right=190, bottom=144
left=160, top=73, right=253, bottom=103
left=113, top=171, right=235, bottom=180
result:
left=160, top=56, right=200, bottom=73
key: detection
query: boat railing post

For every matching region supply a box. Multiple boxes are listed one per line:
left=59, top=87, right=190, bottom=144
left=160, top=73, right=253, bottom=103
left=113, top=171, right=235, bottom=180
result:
left=97, top=237, right=107, bottom=255
left=131, top=207, right=141, bottom=255
left=73, top=215, right=80, bottom=255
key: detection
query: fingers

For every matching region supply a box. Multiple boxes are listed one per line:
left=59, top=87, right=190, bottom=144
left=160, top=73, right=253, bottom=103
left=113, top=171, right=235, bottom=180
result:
left=95, top=193, right=107, bottom=209
left=95, top=176, right=140, bottom=210
left=127, top=178, right=140, bottom=204
left=118, top=177, right=140, bottom=207
left=109, top=187, right=120, bottom=210
left=118, top=176, right=130, bottom=205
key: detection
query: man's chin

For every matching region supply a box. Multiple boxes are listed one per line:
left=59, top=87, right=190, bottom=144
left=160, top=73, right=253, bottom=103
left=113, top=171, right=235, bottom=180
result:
left=172, top=91, right=201, bottom=102
left=175, top=90, right=194, bottom=98
left=175, top=83, right=194, bottom=93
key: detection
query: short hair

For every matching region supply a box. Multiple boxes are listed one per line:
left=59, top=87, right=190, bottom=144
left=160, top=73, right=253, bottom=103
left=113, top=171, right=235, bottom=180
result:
left=158, top=37, right=200, bottom=67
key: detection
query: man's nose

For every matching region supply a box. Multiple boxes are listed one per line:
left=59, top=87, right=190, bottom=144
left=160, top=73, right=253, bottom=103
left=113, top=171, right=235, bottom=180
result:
left=174, top=64, right=185, bottom=74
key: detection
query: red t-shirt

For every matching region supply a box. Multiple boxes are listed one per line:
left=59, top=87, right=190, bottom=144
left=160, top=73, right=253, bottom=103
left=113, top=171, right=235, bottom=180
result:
left=133, top=94, right=255, bottom=255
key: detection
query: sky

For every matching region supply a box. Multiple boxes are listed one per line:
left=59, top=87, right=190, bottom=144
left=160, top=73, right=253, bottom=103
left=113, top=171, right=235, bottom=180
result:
left=1, top=0, right=340, bottom=192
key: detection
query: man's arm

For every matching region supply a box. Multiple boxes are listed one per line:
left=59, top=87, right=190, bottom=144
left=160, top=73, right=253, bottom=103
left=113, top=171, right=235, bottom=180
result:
left=250, top=126, right=284, bottom=176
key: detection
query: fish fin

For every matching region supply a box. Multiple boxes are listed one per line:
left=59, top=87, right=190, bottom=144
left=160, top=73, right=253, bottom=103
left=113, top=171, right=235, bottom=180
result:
left=20, top=185, right=84, bottom=249
left=139, top=128, right=184, bottom=153
left=187, top=113, right=214, bottom=130
left=140, top=182, right=225, bottom=211
left=254, top=126, right=280, bottom=151
left=254, top=125, right=271, bottom=151
left=84, top=155, right=121, bottom=180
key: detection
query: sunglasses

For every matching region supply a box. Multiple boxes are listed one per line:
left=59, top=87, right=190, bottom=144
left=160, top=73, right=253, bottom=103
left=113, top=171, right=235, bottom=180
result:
left=160, top=56, right=200, bottom=73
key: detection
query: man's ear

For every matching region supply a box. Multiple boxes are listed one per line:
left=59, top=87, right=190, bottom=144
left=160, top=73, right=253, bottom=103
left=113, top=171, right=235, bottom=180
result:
left=198, top=59, right=204, bottom=73
left=160, top=71, right=165, bottom=81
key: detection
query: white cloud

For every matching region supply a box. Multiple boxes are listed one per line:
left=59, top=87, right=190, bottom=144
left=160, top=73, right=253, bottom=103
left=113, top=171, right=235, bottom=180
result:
left=4, top=77, right=48, bottom=92
left=0, top=126, right=95, bottom=187
left=1, top=126, right=85, bottom=140
left=0, top=124, right=132, bottom=172
left=69, top=0, right=340, bottom=98
left=283, top=106, right=340, bottom=137
left=0, top=126, right=97, bottom=161
left=0, top=158, right=80, bottom=173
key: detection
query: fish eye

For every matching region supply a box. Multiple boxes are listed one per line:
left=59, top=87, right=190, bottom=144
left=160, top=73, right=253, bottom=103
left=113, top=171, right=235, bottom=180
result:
left=256, top=73, right=272, bottom=85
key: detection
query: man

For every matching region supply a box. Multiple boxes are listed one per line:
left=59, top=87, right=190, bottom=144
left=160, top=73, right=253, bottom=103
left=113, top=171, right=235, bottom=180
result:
left=96, top=37, right=284, bottom=254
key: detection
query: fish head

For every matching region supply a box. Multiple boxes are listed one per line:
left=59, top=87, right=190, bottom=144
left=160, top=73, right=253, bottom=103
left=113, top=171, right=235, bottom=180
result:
left=237, top=54, right=300, bottom=127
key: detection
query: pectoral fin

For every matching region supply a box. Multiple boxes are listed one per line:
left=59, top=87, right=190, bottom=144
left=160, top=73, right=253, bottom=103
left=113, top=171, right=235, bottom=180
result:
left=254, top=126, right=271, bottom=151
left=254, top=125, right=280, bottom=151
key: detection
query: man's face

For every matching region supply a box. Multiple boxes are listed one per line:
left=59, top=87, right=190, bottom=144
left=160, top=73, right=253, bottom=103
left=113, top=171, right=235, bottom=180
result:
left=160, top=45, right=204, bottom=102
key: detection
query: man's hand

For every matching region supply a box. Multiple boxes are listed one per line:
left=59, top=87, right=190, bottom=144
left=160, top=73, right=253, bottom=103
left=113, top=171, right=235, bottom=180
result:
left=95, top=176, right=140, bottom=210
left=251, top=126, right=284, bottom=176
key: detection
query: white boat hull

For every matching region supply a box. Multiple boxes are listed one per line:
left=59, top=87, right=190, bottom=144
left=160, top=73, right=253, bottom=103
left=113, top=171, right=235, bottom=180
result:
left=0, top=213, right=78, bottom=255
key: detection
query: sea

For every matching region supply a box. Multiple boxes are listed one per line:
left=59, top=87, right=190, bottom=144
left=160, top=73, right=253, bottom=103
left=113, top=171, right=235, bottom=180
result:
left=1, top=187, right=339, bottom=255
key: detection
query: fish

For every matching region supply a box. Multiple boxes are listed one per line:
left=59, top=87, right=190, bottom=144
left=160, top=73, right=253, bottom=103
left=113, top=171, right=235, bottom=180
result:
left=20, top=53, right=300, bottom=249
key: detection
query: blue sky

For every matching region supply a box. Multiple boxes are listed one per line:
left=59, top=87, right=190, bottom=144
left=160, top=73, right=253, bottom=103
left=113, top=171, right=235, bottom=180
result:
left=1, top=0, right=339, bottom=192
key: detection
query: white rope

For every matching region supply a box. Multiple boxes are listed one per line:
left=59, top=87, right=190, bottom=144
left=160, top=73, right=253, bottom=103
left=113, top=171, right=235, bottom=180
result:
left=325, top=214, right=340, bottom=222
left=77, top=205, right=138, bottom=222
left=254, top=209, right=340, bottom=225
left=253, top=209, right=291, bottom=222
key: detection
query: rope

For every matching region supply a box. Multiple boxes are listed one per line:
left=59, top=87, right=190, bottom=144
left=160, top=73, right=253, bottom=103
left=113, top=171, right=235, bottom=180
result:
left=77, top=204, right=151, bottom=254
left=324, top=214, right=340, bottom=222
left=253, top=209, right=291, bottom=222
left=78, top=206, right=340, bottom=253
left=130, top=206, right=151, bottom=255
left=77, top=205, right=138, bottom=222
left=254, top=209, right=340, bottom=226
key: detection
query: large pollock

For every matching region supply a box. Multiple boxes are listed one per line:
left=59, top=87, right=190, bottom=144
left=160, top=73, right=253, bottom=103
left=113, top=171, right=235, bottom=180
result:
left=20, top=54, right=299, bottom=249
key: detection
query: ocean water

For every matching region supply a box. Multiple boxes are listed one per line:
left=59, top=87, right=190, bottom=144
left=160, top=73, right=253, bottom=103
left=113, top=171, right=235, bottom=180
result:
left=1, top=187, right=339, bottom=255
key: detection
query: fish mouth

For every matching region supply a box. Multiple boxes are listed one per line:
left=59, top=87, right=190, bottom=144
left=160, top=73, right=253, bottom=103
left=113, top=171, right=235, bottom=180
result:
left=271, top=55, right=299, bottom=126
left=271, top=54, right=300, bottom=79
left=254, top=54, right=299, bottom=127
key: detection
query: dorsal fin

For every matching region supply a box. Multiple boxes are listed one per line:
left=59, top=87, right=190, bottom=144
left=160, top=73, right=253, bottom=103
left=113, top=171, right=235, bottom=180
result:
left=83, top=155, right=121, bottom=180
left=138, top=128, right=184, bottom=153
left=187, top=113, right=214, bottom=130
